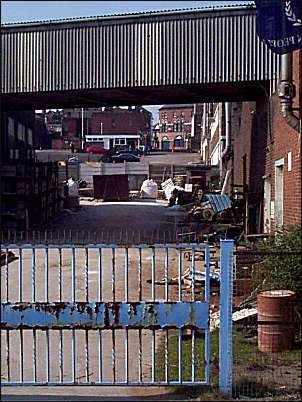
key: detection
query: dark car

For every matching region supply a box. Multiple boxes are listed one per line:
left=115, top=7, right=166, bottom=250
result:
left=117, top=148, right=143, bottom=156
left=85, top=146, right=109, bottom=155
left=111, top=153, right=140, bottom=163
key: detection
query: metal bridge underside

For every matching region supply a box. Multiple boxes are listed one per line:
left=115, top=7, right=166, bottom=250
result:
left=3, top=81, right=268, bottom=111
left=1, top=6, right=279, bottom=111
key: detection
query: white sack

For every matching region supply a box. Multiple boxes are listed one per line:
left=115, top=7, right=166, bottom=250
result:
left=140, top=179, right=158, bottom=199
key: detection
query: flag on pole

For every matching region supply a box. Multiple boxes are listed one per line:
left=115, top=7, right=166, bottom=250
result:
left=254, top=0, right=301, bottom=54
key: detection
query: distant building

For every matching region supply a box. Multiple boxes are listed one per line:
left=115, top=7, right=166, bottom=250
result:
left=88, top=106, right=152, bottom=150
left=37, top=106, right=152, bottom=151
left=158, top=104, right=202, bottom=152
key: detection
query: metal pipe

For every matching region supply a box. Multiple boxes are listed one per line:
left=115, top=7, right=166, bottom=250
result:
left=220, top=102, right=231, bottom=192
left=221, top=102, right=231, bottom=159
left=278, top=53, right=301, bottom=133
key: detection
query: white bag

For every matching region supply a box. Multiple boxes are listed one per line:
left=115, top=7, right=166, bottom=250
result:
left=140, top=179, right=158, bottom=199
left=67, top=178, right=79, bottom=197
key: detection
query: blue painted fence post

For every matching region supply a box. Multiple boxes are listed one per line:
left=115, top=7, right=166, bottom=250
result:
left=219, top=239, right=234, bottom=394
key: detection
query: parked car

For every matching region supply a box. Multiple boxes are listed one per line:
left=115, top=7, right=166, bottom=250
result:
left=117, top=148, right=144, bottom=156
left=111, top=153, right=140, bottom=163
left=85, top=146, right=108, bottom=155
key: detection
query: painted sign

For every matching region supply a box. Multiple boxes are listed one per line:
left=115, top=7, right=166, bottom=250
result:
left=254, top=0, right=301, bottom=54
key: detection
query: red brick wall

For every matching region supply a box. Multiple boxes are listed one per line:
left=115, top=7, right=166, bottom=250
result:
left=159, top=106, right=193, bottom=150
left=267, top=50, right=301, bottom=229
left=91, top=108, right=151, bottom=136
left=232, top=102, right=253, bottom=189
left=230, top=50, right=301, bottom=232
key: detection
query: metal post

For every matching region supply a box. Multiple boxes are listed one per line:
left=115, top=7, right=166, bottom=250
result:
left=219, top=239, right=233, bottom=394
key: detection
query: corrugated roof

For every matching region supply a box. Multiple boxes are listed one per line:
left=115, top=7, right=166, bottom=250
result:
left=1, top=3, right=256, bottom=27
left=204, top=194, right=232, bottom=213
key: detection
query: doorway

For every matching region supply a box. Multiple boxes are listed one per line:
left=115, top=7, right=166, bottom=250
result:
left=275, top=159, right=284, bottom=229
left=263, top=177, right=271, bottom=233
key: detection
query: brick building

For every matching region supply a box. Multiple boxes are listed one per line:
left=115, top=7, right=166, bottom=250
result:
left=202, top=50, right=301, bottom=234
left=158, top=104, right=202, bottom=152
left=88, top=106, right=152, bottom=150
left=38, top=107, right=152, bottom=151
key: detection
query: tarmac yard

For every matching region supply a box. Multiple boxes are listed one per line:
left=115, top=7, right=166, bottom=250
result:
left=46, top=199, right=187, bottom=242
left=1, top=199, right=203, bottom=400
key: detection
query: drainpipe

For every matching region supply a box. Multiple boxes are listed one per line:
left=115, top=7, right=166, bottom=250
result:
left=278, top=53, right=301, bottom=133
left=221, top=103, right=231, bottom=159
left=220, top=103, right=231, bottom=193
left=201, top=103, right=207, bottom=162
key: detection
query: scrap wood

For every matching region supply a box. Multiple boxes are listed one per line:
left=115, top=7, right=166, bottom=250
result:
left=146, top=268, right=220, bottom=286
left=210, top=307, right=257, bottom=331
left=146, top=267, right=191, bottom=285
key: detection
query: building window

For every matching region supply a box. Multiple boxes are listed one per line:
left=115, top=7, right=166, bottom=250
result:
left=161, top=123, right=168, bottom=133
left=174, top=135, right=184, bottom=147
left=8, top=117, right=14, bottom=135
left=8, top=117, right=15, bottom=146
left=27, top=128, right=33, bottom=146
left=180, top=118, right=184, bottom=131
left=9, top=148, right=20, bottom=160
left=114, top=138, right=126, bottom=145
left=112, top=119, right=117, bottom=128
left=17, top=123, right=26, bottom=142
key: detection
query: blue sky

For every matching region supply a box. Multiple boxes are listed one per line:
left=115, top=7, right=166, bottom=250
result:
left=1, top=1, right=254, bottom=23
left=1, top=1, right=253, bottom=121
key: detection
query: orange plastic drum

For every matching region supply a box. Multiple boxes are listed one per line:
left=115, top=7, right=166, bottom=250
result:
left=257, top=290, right=296, bottom=352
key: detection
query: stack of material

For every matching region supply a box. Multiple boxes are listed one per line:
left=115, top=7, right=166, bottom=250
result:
left=161, top=178, right=184, bottom=201
left=210, top=308, right=257, bottom=332
left=189, top=194, right=233, bottom=222
left=183, top=270, right=220, bottom=287
left=174, top=175, right=186, bottom=187
left=147, top=267, right=220, bottom=288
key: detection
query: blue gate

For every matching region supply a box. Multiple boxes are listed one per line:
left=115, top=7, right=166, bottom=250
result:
left=0, top=240, right=233, bottom=392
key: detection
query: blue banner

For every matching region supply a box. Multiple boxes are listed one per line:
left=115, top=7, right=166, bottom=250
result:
left=254, top=0, right=301, bottom=54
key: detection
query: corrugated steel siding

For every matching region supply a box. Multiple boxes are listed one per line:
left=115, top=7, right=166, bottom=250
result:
left=1, top=10, right=280, bottom=94
left=205, top=194, right=232, bottom=213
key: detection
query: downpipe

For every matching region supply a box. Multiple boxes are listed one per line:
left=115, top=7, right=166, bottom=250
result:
left=220, top=103, right=231, bottom=193
left=278, top=53, right=301, bottom=134
left=221, top=103, right=231, bottom=159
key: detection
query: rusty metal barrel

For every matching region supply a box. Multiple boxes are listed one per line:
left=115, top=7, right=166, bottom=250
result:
left=257, top=290, right=296, bottom=352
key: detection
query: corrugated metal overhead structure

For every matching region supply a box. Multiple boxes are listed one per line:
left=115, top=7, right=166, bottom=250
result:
left=1, top=4, right=280, bottom=108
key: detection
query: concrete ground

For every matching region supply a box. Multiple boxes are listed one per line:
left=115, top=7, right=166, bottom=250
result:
left=46, top=199, right=187, bottom=237
left=1, top=200, right=203, bottom=401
